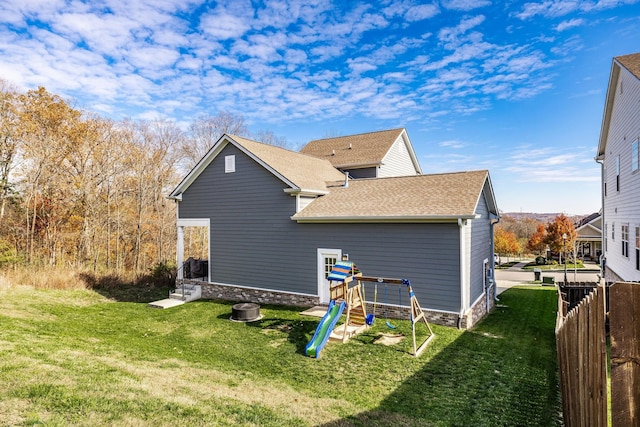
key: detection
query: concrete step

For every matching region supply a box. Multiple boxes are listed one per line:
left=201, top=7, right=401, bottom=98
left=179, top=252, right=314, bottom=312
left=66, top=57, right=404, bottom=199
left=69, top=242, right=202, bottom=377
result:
left=148, top=298, right=186, bottom=309
left=169, top=284, right=202, bottom=302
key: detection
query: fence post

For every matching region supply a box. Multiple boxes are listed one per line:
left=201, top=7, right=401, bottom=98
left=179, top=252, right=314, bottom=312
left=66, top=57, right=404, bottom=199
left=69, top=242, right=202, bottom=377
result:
left=610, top=282, right=640, bottom=427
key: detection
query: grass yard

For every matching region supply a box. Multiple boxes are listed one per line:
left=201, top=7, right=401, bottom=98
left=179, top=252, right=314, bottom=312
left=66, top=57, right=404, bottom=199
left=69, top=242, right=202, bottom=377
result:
left=0, top=282, right=562, bottom=426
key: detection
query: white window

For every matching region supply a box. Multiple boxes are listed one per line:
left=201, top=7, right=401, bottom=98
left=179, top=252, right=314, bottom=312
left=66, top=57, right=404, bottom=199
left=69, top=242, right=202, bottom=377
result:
left=225, top=155, right=235, bottom=173
left=612, top=222, right=615, bottom=241
left=622, top=224, right=629, bottom=258
left=636, top=226, right=640, bottom=271
left=616, top=155, right=620, bottom=191
left=633, top=139, right=639, bottom=172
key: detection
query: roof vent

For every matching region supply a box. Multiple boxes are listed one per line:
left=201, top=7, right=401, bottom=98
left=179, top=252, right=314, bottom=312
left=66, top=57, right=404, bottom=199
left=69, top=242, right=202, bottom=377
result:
left=343, top=171, right=349, bottom=188
left=332, top=149, right=335, bottom=156
left=348, top=143, right=352, bottom=149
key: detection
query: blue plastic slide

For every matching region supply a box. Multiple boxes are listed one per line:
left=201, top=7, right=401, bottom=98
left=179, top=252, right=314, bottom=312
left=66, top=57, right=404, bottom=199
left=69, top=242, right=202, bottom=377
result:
left=305, top=300, right=346, bottom=358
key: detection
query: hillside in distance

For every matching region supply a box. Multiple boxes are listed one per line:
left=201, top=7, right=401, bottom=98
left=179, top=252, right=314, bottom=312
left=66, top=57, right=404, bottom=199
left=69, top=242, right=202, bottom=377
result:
left=501, top=212, right=595, bottom=224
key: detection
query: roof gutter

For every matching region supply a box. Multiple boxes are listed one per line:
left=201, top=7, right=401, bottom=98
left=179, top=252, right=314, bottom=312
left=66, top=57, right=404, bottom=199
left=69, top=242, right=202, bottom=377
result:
left=291, top=214, right=478, bottom=223
left=283, top=188, right=330, bottom=196
left=333, top=162, right=381, bottom=169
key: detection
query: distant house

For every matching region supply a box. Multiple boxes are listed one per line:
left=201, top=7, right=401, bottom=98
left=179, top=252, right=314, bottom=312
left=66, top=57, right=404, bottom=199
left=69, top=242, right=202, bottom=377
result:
left=169, top=129, right=500, bottom=328
left=574, top=212, right=602, bottom=261
left=596, top=52, right=640, bottom=282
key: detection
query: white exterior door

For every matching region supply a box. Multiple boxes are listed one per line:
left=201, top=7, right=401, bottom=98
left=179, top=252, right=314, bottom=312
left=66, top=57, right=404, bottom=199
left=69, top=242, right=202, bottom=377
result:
left=317, top=248, right=341, bottom=304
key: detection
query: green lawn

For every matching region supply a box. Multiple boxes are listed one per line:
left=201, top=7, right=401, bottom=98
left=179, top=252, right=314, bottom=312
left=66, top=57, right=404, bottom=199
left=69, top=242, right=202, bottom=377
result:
left=0, top=284, right=562, bottom=426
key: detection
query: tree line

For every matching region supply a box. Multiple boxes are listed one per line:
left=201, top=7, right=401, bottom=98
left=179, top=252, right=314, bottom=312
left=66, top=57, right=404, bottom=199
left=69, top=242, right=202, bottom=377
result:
left=495, top=213, right=578, bottom=262
left=0, top=80, right=284, bottom=273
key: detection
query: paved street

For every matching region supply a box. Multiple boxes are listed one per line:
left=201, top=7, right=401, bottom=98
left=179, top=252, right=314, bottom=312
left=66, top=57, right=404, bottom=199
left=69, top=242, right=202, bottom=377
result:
left=494, top=261, right=601, bottom=295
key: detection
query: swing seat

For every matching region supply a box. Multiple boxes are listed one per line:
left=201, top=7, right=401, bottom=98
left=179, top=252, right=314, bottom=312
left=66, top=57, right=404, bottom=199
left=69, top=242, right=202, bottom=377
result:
left=386, top=320, right=396, bottom=329
left=366, top=314, right=375, bottom=326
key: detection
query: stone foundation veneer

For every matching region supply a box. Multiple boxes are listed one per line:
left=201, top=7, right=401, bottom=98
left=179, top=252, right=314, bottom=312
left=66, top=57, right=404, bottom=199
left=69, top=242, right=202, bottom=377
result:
left=603, top=265, right=624, bottom=284
left=177, top=279, right=495, bottom=329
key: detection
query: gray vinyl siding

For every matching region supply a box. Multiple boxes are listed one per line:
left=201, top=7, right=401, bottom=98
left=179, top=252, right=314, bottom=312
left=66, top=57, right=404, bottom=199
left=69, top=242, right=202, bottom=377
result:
left=469, top=192, right=492, bottom=303
left=602, top=66, right=640, bottom=281
left=179, top=143, right=462, bottom=313
left=299, top=223, right=461, bottom=312
left=379, top=138, right=419, bottom=177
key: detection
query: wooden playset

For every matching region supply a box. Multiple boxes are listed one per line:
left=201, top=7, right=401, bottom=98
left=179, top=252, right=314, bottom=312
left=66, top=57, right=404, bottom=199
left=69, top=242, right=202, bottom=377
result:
left=305, top=260, right=435, bottom=358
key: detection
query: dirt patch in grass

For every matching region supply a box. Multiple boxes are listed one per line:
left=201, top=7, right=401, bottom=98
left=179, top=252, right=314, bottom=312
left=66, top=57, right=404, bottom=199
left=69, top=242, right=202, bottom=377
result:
left=0, top=397, right=30, bottom=426
left=374, top=333, right=405, bottom=346
left=50, top=349, right=357, bottom=424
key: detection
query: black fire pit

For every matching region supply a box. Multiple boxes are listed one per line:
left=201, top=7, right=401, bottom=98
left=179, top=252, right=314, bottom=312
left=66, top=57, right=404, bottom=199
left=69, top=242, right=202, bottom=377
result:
left=230, top=303, right=262, bottom=322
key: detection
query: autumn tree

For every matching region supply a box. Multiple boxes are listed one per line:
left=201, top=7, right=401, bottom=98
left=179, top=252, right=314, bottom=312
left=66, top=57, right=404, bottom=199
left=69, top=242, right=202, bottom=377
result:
left=0, top=79, right=20, bottom=220
left=544, top=213, right=576, bottom=262
left=494, top=227, right=520, bottom=257
left=253, top=129, right=291, bottom=149
left=181, top=112, right=248, bottom=170
left=17, top=87, right=86, bottom=264
left=0, top=82, right=292, bottom=274
left=499, top=215, right=542, bottom=254
left=526, top=223, right=547, bottom=254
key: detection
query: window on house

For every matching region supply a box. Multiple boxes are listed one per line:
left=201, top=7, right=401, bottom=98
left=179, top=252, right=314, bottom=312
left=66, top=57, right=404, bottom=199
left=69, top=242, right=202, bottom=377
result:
left=622, top=224, right=629, bottom=258
left=616, top=155, right=620, bottom=191
left=604, top=223, right=608, bottom=253
left=324, top=257, right=337, bottom=279
left=612, top=222, right=615, bottom=241
left=633, top=139, right=639, bottom=172
left=636, top=226, right=640, bottom=270
left=225, top=155, right=235, bottom=173
left=604, top=165, right=607, bottom=197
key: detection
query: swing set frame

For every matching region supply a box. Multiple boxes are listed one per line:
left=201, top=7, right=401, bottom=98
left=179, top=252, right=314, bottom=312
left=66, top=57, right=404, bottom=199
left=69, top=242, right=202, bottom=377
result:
left=358, top=276, right=435, bottom=357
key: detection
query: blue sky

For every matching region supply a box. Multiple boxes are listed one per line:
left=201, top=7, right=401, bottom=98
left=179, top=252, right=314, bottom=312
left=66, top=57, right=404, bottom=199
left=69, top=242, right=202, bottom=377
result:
left=1, top=0, right=639, bottom=215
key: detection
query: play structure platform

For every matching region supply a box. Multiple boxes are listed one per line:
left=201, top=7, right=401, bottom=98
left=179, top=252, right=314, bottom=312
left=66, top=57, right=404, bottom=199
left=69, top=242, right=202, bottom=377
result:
left=305, top=261, right=434, bottom=358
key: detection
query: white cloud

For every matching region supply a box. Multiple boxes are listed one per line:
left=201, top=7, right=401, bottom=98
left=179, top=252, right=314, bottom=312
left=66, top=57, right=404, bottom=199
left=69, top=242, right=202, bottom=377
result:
left=441, top=0, right=492, bottom=11
left=440, top=140, right=466, bottom=148
left=199, top=12, right=251, bottom=40
left=405, top=3, right=440, bottom=21
left=555, top=18, right=585, bottom=31
left=438, top=15, right=486, bottom=44
left=515, top=0, right=640, bottom=19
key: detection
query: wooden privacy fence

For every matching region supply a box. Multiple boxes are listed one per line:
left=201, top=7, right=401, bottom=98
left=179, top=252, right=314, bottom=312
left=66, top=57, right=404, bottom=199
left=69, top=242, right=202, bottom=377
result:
left=609, top=282, right=640, bottom=427
left=556, top=282, right=640, bottom=426
left=555, top=284, right=607, bottom=427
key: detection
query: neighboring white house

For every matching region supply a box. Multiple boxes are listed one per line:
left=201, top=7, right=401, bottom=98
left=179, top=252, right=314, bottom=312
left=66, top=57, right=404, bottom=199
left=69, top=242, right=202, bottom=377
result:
left=596, top=52, right=640, bottom=282
left=575, top=212, right=602, bottom=262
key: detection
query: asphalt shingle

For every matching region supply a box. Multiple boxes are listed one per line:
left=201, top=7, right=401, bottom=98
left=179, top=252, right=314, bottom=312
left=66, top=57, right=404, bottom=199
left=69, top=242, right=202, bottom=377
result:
left=300, top=128, right=405, bottom=168
left=292, top=170, right=489, bottom=221
left=229, top=135, right=345, bottom=192
left=616, top=52, right=640, bottom=79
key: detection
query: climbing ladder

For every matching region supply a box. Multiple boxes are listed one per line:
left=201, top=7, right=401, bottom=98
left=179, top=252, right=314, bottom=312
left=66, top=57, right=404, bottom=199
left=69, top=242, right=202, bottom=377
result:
left=338, top=285, right=368, bottom=343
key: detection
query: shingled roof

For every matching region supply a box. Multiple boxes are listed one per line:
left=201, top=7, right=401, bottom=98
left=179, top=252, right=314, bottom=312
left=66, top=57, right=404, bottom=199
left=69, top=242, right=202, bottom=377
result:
left=292, top=170, right=494, bottom=222
left=169, top=134, right=344, bottom=199
left=300, top=128, right=417, bottom=169
left=229, top=135, right=345, bottom=191
left=616, top=52, right=640, bottom=79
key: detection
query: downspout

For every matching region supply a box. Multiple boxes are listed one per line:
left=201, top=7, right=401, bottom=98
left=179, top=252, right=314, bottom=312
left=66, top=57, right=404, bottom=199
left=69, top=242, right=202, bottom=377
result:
left=457, top=218, right=467, bottom=329
left=595, top=157, right=605, bottom=281
left=175, top=199, right=184, bottom=280
left=490, top=214, right=500, bottom=301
